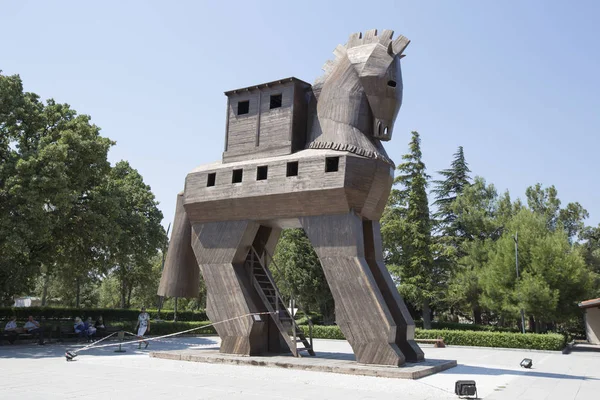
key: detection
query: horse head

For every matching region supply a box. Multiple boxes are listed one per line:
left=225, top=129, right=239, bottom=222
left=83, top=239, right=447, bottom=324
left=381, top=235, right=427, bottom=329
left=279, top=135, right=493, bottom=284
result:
left=310, top=30, right=410, bottom=162
left=344, top=30, right=409, bottom=141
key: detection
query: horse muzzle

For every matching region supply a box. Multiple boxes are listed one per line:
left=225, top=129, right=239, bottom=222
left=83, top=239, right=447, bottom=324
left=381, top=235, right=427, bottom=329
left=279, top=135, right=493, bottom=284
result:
left=373, top=119, right=393, bottom=141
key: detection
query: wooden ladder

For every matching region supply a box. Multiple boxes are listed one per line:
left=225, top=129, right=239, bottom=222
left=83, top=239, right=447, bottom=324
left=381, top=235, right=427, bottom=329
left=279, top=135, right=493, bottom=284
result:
left=246, top=246, right=315, bottom=357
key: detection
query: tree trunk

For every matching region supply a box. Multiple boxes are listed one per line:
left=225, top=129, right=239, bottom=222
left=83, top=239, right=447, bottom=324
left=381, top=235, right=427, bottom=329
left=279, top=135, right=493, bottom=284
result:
left=75, top=278, right=81, bottom=308
left=529, top=315, right=536, bottom=333
left=422, top=299, right=432, bottom=329
left=473, top=306, right=482, bottom=325
left=120, top=278, right=126, bottom=309
left=126, top=285, right=133, bottom=308
left=157, top=295, right=164, bottom=317
left=320, top=302, right=335, bottom=325
left=41, top=273, right=50, bottom=306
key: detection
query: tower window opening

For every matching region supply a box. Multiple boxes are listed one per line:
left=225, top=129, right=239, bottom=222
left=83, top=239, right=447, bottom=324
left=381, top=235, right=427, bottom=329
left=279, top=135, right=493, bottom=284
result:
left=325, top=157, right=339, bottom=172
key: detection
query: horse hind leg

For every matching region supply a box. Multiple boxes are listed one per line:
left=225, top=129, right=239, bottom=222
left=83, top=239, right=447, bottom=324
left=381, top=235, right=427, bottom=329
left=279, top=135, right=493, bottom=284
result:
left=301, top=212, right=415, bottom=366
left=157, top=192, right=200, bottom=298
left=190, top=220, right=268, bottom=356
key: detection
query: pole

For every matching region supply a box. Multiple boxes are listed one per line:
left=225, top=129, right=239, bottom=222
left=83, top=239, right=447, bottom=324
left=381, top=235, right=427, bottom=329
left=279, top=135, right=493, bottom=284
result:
left=174, top=297, right=178, bottom=322
left=157, top=223, right=171, bottom=319
left=514, top=232, right=526, bottom=334
left=114, top=330, right=126, bottom=353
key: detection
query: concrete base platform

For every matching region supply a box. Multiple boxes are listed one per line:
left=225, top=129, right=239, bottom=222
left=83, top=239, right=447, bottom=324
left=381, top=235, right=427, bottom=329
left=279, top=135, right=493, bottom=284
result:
left=150, top=349, right=456, bottom=379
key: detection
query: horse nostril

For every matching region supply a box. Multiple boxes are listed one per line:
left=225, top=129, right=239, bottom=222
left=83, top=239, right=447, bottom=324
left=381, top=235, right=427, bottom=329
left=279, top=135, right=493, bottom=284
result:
left=387, top=80, right=397, bottom=88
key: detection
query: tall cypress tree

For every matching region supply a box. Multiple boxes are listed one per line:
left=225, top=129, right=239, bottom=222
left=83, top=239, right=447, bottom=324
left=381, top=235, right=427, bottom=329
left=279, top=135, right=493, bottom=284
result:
left=430, top=147, right=472, bottom=322
left=433, top=146, right=472, bottom=232
left=382, top=131, right=435, bottom=328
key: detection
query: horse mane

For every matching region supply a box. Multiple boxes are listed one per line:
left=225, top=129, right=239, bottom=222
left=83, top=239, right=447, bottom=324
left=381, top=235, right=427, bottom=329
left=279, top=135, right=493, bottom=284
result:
left=313, top=29, right=410, bottom=93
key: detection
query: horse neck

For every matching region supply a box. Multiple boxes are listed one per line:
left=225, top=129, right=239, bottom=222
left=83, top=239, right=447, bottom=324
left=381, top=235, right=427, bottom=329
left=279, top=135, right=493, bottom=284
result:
left=305, top=58, right=391, bottom=165
left=315, top=59, right=372, bottom=135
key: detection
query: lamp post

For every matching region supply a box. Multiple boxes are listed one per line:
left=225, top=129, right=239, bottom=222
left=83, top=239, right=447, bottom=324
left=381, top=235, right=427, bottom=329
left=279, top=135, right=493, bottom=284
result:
left=157, top=222, right=171, bottom=321
left=514, top=232, right=526, bottom=334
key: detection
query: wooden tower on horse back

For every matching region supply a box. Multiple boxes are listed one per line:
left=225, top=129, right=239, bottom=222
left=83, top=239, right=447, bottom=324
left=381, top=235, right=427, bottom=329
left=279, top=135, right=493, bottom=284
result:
left=158, top=29, right=425, bottom=366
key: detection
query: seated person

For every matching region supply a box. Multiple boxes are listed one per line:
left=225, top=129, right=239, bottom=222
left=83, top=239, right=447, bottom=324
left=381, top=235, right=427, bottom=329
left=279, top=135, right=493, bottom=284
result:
left=94, top=316, right=106, bottom=335
left=23, top=316, right=44, bottom=345
left=74, top=317, right=86, bottom=339
left=3, top=316, right=19, bottom=344
left=85, top=317, right=97, bottom=341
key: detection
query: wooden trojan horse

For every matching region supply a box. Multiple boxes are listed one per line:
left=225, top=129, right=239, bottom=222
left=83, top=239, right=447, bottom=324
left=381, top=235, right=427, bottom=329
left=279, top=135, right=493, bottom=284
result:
left=158, top=29, right=424, bottom=366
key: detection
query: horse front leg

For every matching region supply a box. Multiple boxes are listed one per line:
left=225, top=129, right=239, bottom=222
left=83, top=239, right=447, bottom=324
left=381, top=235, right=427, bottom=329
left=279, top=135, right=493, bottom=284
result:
left=300, top=212, right=409, bottom=366
left=362, top=220, right=424, bottom=362
left=190, top=220, right=268, bottom=355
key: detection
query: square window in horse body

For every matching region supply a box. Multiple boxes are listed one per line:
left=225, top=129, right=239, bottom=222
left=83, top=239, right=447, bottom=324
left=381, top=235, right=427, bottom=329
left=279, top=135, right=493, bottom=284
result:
left=232, top=169, right=243, bottom=183
left=257, top=166, right=268, bottom=180
left=207, top=173, right=216, bottom=187
left=286, top=161, right=299, bottom=177
left=325, top=157, right=339, bottom=172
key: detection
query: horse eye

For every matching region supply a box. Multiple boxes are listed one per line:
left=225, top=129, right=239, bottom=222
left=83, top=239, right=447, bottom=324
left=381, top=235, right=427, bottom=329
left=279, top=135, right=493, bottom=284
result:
left=387, top=80, right=397, bottom=88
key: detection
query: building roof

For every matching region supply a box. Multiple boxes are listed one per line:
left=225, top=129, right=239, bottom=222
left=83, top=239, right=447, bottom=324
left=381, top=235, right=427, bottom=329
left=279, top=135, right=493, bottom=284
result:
left=224, top=77, right=312, bottom=95
left=579, top=298, right=600, bottom=309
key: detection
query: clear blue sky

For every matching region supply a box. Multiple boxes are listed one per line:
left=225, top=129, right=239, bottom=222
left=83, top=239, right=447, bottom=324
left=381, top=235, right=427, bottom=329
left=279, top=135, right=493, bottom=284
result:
left=2, top=0, right=599, bottom=231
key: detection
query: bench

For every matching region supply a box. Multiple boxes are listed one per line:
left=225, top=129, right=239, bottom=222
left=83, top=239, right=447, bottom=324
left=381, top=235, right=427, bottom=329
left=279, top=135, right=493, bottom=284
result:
left=2, top=322, right=121, bottom=344
left=55, top=326, right=120, bottom=342
left=415, top=338, right=446, bottom=348
left=0, top=331, right=35, bottom=345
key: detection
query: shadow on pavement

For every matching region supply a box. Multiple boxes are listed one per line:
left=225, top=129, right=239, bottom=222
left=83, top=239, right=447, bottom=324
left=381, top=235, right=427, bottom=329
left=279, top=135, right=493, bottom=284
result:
left=0, top=336, right=220, bottom=359
left=450, top=364, right=599, bottom=381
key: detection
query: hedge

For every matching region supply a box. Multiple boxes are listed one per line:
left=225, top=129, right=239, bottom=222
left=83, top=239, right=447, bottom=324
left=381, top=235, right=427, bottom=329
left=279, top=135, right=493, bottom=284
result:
left=299, top=325, right=345, bottom=340
left=0, top=307, right=207, bottom=322
left=106, top=321, right=216, bottom=336
left=413, top=320, right=518, bottom=333
left=1, top=320, right=216, bottom=337
left=298, top=325, right=566, bottom=351
left=415, top=329, right=566, bottom=351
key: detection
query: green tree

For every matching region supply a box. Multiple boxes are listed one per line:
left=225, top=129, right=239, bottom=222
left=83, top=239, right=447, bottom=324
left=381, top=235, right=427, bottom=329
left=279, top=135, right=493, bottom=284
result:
left=525, top=184, right=561, bottom=231
left=106, top=161, right=166, bottom=308
left=432, top=146, right=472, bottom=236
left=382, top=131, right=437, bottom=328
left=445, top=177, right=502, bottom=323
left=272, top=229, right=334, bottom=322
left=525, top=183, right=589, bottom=241
left=0, top=72, right=114, bottom=305
left=428, top=147, right=473, bottom=323
left=580, top=225, right=600, bottom=297
left=481, top=209, right=591, bottom=331
left=98, top=274, right=121, bottom=308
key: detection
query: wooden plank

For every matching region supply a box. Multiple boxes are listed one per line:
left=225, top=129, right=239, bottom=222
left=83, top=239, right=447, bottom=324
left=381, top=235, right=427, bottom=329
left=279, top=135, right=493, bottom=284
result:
left=224, top=97, right=230, bottom=151
left=255, top=91, right=262, bottom=146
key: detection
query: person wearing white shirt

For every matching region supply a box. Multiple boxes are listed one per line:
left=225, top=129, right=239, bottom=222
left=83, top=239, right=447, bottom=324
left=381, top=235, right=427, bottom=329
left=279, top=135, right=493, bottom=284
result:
left=3, top=316, right=18, bottom=344
left=135, top=307, right=150, bottom=349
left=23, top=315, right=45, bottom=345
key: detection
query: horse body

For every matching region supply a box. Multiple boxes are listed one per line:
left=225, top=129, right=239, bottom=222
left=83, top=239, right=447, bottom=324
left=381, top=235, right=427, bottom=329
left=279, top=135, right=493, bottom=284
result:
left=158, top=29, right=424, bottom=366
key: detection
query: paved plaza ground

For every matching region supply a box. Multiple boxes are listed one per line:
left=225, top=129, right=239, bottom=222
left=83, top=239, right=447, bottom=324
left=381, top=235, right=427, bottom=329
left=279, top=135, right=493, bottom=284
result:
left=1, top=336, right=598, bottom=399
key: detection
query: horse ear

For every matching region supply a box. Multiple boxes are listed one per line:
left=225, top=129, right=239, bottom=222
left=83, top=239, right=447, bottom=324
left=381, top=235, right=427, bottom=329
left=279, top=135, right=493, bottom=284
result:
left=392, top=35, right=410, bottom=56
left=379, top=29, right=394, bottom=46
left=387, top=41, right=394, bottom=56
left=347, top=32, right=363, bottom=48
